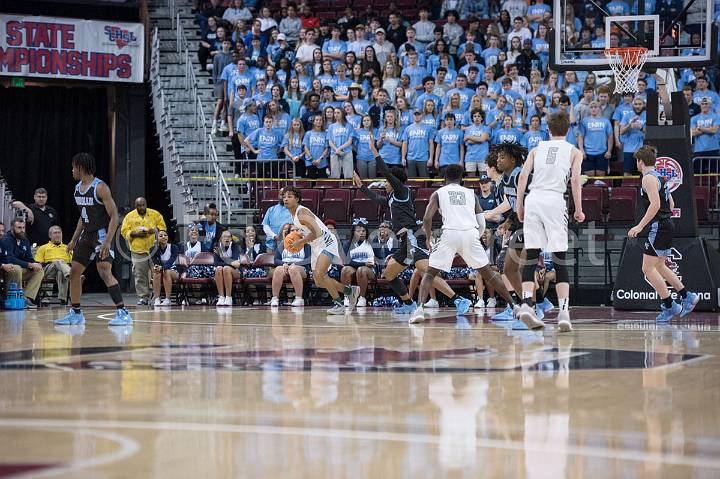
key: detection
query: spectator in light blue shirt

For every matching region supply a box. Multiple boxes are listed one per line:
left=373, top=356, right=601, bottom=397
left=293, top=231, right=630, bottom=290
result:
left=302, top=115, right=330, bottom=178
left=262, top=188, right=293, bottom=250
left=578, top=102, right=614, bottom=176
left=492, top=116, right=524, bottom=145
left=526, top=0, right=551, bottom=31
left=244, top=116, right=286, bottom=178
left=235, top=100, right=261, bottom=158
left=690, top=98, right=720, bottom=172
left=354, top=115, right=378, bottom=178
left=327, top=108, right=356, bottom=179
left=376, top=109, right=403, bottom=165
left=521, top=115, right=549, bottom=151
left=619, top=98, right=647, bottom=174
left=401, top=50, right=426, bottom=92
left=322, top=26, right=347, bottom=68
left=463, top=109, right=492, bottom=176
left=434, top=114, right=465, bottom=172
left=402, top=110, right=435, bottom=178
left=414, top=76, right=442, bottom=111
left=607, top=0, right=631, bottom=15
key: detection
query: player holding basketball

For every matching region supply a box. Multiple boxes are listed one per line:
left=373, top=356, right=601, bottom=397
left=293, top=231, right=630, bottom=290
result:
left=628, top=145, right=699, bottom=321
left=354, top=138, right=472, bottom=315
left=282, top=186, right=360, bottom=314
left=409, top=164, right=518, bottom=324
left=516, top=112, right=584, bottom=332
left=55, top=153, right=133, bottom=326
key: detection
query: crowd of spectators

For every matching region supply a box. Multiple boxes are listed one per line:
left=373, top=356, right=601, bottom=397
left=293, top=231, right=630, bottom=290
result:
left=195, top=0, right=719, bottom=180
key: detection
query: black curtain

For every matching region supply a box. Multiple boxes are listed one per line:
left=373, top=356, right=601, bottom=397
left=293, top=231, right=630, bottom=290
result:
left=0, top=86, right=111, bottom=238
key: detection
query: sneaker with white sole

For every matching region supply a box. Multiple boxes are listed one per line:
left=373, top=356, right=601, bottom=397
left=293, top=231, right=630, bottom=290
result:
left=211, top=122, right=218, bottom=135
left=270, top=297, right=280, bottom=307
left=160, top=298, right=172, bottom=306
left=220, top=120, right=228, bottom=132
left=517, top=303, right=545, bottom=329
left=486, top=298, right=497, bottom=308
left=290, top=298, right=304, bottom=306
left=345, top=285, right=360, bottom=312
left=153, top=298, right=162, bottom=307
left=409, top=306, right=425, bottom=324
left=423, top=299, right=439, bottom=308
left=357, top=296, right=367, bottom=307
left=217, top=296, right=228, bottom=306
left=557, top=310, right=572, bottom=332
left=680, top=292, right=699, bottom=318
left=225, top=296, right=233, bottom=306
left=454, top=296, right=472, bottom=315
left=327, top=302, right=346, bottom=315
left=474, top=298, right=485, bottom=309
left=343, top=297, right=350, bottom=307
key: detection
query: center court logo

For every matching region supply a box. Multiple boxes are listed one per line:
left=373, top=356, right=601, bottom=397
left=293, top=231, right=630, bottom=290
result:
left=655, top=156, right=683, bottom=193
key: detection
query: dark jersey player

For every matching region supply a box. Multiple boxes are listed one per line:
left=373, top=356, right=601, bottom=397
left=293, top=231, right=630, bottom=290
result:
left=55, top=152, right=133, bottom=327
left=352, top=138, right=472, bottom=316
left=628, top=145, right=698, bottom=322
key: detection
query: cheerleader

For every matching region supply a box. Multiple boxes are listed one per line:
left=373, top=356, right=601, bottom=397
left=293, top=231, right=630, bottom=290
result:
left=340, top=220, right=376, bottom=308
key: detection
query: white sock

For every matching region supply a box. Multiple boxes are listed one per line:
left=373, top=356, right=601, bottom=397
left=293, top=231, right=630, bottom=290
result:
left=522, top=290, right=533, bottom=300
left=558, top=298, right=569, bottom=311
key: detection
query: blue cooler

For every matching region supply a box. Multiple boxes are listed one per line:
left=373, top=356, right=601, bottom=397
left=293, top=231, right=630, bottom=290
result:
left=4, top=283, right=24, bottom=310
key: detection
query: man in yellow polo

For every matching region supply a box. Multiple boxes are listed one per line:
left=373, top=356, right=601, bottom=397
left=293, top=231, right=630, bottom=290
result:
left=35, top=225, right=73, bottom=303
left=120, top=197, right=167, bottom=305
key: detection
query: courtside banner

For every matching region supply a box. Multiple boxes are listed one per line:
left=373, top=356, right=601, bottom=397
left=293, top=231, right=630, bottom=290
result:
left=0, top=15, right=144, bottom=83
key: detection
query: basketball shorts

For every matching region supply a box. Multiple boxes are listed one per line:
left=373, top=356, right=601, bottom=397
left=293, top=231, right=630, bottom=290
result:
left=391, top=229, right=429, bottom=266
left=428, top=229, right=490, bottom=272
left=523, top=192, right=569, bottom=252
left=310, top=232, right=341, bottom=270
left=644, top=219, right=674, bottom=257
left=73, top=228, right=114, bottom=267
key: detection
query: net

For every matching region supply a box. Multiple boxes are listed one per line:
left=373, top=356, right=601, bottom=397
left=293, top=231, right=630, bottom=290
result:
left=603, top=47, right=653, bottom=94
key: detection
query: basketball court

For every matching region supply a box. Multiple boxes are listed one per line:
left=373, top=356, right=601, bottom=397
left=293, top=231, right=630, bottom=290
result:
left=0, top=299, right=718, bottom=477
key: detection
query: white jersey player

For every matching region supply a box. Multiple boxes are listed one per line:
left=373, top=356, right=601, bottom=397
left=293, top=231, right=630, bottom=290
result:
left=283, top=187, right=359, bottom=314
left=410, top=165, right=518, bottom=324
left=516, top=112, right=585, bottom=332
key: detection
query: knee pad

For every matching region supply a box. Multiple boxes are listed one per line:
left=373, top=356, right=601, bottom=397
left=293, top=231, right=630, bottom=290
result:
left=553, top=252, right=569, bottom=283
left=388, top=276, right=408, bottom=298
left=523, top=249, right=540, bottom=283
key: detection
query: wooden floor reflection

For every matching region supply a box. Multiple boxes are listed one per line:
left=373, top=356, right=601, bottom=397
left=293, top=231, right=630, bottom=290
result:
left=0, top=303, right=718, bottom=478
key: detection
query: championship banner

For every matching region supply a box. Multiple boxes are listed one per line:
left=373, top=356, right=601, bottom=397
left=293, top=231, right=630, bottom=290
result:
left=0, top=15, right=144, bottom=83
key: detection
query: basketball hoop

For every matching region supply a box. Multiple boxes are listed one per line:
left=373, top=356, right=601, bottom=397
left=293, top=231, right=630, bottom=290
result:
left=604, top=47, right=653, bottom=94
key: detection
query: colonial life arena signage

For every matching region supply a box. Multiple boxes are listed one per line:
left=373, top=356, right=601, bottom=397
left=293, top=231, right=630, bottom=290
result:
left=0, top=15, right=144, bottom=83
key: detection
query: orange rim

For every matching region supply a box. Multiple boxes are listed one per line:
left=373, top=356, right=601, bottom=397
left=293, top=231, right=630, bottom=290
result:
left=603, top=47, right=649, bottom=66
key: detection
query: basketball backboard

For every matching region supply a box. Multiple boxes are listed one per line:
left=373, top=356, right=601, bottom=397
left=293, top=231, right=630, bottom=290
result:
left=551, top=0, right=716, bottom=71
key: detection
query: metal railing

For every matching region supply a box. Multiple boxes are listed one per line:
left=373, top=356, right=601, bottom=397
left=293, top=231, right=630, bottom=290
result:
left=692, top=156, right=720, bottom=214
left=149, top=2, right=233, bottom=224
left=0, top=172, right=15, bottom=227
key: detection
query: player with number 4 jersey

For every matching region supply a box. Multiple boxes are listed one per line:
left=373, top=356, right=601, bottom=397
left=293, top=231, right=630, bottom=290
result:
left=56, top=153, right=132, bottom=327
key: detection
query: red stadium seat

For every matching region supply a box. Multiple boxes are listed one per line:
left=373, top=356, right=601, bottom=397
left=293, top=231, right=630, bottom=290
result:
left=263, top=189, right=281, bottom=201
left=608, top=187, right=638, bottom=222
left=321, top=189, right=352, bottom=222
left=417, top=188, right=436, bottom=200
left=695, top=187, right=710, bottom=221
left=352, top=198, right=381, bottom=221
left=179, top=252, right=217, bottom=302
left=621, top=177, right=641, bottom=188
left=300, top=189, right=321, bottom=212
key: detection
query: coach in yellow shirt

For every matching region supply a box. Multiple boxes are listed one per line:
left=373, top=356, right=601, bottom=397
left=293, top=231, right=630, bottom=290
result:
left=35, top=225, right=73, bottom=303
left=120, top=197, right=167, bottom=305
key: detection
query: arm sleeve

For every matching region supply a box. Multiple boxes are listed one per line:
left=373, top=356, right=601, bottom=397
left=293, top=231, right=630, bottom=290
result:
left=375, top=155, right=406, bottom=194
left=359, top=185, right=389, bottom=206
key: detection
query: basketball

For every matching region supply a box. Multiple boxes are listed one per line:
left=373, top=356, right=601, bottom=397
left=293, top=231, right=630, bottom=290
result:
left=284, top=231, right=303, bottom=253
